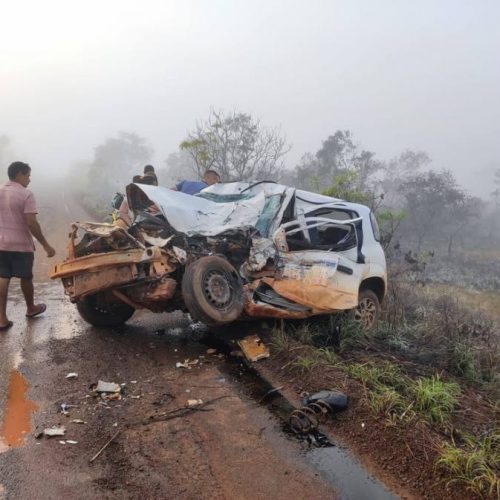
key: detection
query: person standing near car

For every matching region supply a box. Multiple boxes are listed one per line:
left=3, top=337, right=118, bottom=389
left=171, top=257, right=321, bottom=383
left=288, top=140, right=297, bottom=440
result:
left=142, top=165, right=158, bottom=185
left=174, top=170, right=220, bottom=195
left=0, top=162, right=56, bottom=330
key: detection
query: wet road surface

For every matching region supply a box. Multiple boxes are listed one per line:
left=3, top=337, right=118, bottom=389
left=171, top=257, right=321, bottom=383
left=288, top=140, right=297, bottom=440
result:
left=0, top=279, right=340, bottom=499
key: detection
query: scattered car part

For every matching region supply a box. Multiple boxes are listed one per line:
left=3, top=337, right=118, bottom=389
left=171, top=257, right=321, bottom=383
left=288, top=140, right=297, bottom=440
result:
left=43, top=426, right=66, bottom=437
left=289, top=391, right=348, bottom=434
left=95, top=381, right=121, bottom=393
left=303, top=390, right=348, bottom=413
left=238, top=335, right=270, bottom=362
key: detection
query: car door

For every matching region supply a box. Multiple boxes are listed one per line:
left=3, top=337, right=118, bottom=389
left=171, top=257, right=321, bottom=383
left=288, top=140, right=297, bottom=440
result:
left=269, top=206, right=364, bottom=313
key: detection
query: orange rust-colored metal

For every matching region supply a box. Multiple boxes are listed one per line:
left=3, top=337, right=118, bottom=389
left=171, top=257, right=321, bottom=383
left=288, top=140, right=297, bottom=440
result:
left=112, top=289, right=144, bottom=310
left=50, top=247, right=170, bottom=279
left=70, top=265, right=137, bottom=299
left=51, top=241, right=176, bottom=301
left=124, top=277, right=177, bottom=303
left=244, top=299, right=311, bottom=319
left=261, top=277, right=357, bottom=313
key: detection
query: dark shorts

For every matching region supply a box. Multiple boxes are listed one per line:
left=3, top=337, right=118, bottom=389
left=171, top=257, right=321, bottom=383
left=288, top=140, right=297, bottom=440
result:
left=0, top=251, right=34, bottom=279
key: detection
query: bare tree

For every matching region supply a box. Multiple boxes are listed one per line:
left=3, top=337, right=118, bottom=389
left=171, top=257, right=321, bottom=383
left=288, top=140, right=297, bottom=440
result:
left=289, top=130, right=381, bottom=192
left=88, top=132, right=153, bottom=196
left=179, top=110, right=290, bottom=182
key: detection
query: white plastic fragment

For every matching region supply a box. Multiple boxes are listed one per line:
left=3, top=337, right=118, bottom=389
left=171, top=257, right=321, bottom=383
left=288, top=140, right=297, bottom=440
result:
left=65, top=373, right=78, bottom=379
left=96, top=381, right=121, bottom=393
left=66, top=440, right=78, bottom=445
left=70, top=419, right=86, bottom=425
left=44, top=426, right=66, bottom=437
left=187, top=399, right=203, bottom=407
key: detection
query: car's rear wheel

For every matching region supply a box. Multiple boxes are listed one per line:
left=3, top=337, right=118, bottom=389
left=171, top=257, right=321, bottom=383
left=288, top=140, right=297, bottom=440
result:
left=182, top=256, right=244, bottom=325
left=353, top=289, right=380, bottom=331
left=76, top=292, right=135, bottom=327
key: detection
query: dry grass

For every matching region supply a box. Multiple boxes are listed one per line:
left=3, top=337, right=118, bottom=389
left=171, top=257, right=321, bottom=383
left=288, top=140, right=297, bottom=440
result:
left=427, top=284, right=500, bottom=323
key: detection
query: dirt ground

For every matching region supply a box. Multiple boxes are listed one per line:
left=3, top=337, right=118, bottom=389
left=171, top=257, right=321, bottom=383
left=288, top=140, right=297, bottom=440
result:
left=0, top=280, right=347, bottom=500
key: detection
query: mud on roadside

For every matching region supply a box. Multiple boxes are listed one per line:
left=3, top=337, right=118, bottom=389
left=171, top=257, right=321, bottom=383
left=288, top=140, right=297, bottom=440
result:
left=249, top=332, right=498, bottom=500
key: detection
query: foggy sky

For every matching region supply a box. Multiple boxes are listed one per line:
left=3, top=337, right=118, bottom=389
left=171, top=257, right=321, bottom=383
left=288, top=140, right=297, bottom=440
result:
left=1, top=0, right=499, bottom=196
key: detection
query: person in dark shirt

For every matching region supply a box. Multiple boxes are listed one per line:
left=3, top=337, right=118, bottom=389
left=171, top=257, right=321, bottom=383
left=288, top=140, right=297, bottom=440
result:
left=175, top=170, right=220, bottom=195
left=143, top=165, right=158, bottom=186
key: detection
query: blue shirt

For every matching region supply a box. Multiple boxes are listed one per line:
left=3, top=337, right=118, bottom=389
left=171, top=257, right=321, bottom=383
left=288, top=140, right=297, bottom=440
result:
left=176, top=180, right=208, bottom=195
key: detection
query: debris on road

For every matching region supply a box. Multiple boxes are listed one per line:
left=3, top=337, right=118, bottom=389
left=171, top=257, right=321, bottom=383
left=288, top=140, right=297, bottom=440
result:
left=43, top=426, right=66, bottom=437
left=259, top=386, right=284, bottom=403
left=238, top=335, right=270, bottom=362
left=65, top=440, right=78, bottom=445
left=141, top=395, right=232, bottom=426
left=289, top=391, right=348, bottom=435
left=65, top=373, right=78, bottom=379
left=60, top=403, right=77, bottom=416
left=187, top=399, right=203, bottom=407
left=89, top=430, right=121, bottom=463
left=95, top=381, right=121, bottom=393
left=175, top=358, right=200, bottom=369
left=303, top=391, right=348, bottom=413
left=70, top=419, right=86, bottom=425
left=206, top=348, right=217, bottom=355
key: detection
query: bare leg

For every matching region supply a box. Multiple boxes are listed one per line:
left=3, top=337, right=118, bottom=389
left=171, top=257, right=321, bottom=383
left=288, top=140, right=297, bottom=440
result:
left=21, top=278, right=45, bottom=316
left=20, top=277, right=36, bottom=314
left=0, top=277, right=10, bottom=326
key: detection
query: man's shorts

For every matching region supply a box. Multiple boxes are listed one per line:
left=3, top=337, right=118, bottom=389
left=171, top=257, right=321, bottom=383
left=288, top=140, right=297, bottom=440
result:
left=0, top=251, right=34, bottom=279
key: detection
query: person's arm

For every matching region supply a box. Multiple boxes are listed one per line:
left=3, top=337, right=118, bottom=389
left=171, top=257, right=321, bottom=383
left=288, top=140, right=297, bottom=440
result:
left=24, top=213, right=56, bottom=257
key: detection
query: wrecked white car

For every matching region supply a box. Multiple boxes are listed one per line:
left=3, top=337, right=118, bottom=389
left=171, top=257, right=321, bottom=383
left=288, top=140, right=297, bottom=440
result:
left=50, top=181, right=387, bottom=329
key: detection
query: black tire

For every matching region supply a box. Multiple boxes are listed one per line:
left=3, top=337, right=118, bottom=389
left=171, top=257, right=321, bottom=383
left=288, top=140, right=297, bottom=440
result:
left=76, top=292, right=135, bottom=327
left=353, top=289, right=380, bottom=331
left=181, top=256, right=244, bottom=325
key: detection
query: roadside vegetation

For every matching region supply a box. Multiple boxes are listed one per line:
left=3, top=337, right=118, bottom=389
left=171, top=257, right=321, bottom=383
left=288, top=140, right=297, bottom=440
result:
left=269, top=284, right=499, bottom=498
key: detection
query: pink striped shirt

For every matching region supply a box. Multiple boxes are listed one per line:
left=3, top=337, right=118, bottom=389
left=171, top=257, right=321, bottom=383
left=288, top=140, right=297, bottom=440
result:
left=0, top=181, right=37, bottom=252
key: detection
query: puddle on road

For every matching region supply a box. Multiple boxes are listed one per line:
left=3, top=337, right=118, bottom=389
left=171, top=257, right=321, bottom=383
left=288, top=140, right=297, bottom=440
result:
left=0, top=370, right=38, bottom=452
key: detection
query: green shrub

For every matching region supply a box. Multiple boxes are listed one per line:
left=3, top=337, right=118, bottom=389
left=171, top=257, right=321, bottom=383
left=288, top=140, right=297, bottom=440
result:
left=437, top=432, right=500, bottom=497
left=412, top=375, right=460, bottom=424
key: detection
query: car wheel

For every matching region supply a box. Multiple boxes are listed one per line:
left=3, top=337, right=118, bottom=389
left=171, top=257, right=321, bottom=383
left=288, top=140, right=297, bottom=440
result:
left=76, top=292, right=135, bottom=327
left=353, top=289, right=380, bottom=331
left=181, top=256, right=244, bottom=325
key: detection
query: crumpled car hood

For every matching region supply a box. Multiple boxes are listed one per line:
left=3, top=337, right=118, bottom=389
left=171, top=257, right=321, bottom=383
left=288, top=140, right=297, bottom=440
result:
left=129, top=184, right=271, bottom=237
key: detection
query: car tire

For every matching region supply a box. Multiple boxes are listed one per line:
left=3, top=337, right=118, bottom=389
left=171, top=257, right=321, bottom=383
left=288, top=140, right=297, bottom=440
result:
left=76, top=293, right=135, bottom=327
left=353, top=289, right=380, bottom=331
left=182, top=256, right=244, bottom=325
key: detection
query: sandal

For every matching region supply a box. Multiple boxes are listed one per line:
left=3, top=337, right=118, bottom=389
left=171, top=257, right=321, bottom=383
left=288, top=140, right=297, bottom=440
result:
left=26, top=303, right=47, bottom=318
